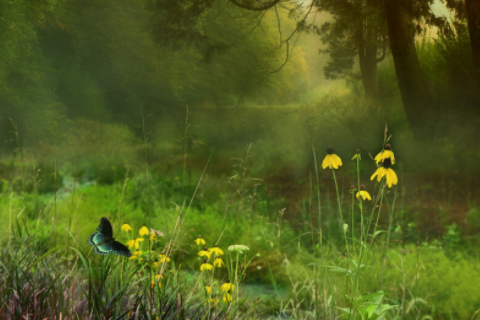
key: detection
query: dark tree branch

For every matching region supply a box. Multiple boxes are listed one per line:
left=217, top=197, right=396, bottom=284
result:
left=228, top=0, right=282, bottom=12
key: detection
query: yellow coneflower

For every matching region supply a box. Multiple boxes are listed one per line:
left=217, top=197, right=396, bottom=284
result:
left=139, top=225, right=149, bottom=236
left=150, top=230, right=157, bottom=242
left=159, top=254, right=171, bottom=263
left=322, top=147, right=343, bottom=169
left=374, top=144, right=395, bottom=164
left=371, top=158, right=398, bottom=188
left=220, top=280, right=235, bottom=293
left=209, top=245, right=224, bottom=256
left=127, top=240, right=135, bottom=249
left=127, top=239, right=142, bottom=250
left=351, top=149, right=361, bottom=161
left=200, top=260, right=213, bottom=271
left=222, top=293, right=232, bottom=303
left=205, top=286, right=211, bottom=294
left=214, top=257, right=224, bottom=267
left=153, top=262, right=159, bottom=268
left=198, top=247, right=212, bottom=259
left=128, top=255, right=137, bottom=260
left=195, top=235, right=206, bottom=246
left=121, top=223, right=132, bottom=232
left=133, top=237, right=144, bottom=250
left=356, top=185, right=372, bottom=201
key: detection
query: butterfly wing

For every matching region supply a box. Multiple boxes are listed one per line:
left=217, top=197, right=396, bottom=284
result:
left=97, top=217, right=113, bottom=238
left=88, top=217, right=130, bottom=257
left=110, top=240, right=132, bottom=257
left=88, top=232, right=111, bottom=255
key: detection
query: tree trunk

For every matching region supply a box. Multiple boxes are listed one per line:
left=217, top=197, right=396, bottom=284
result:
left=358, top=46, right=379, bottom=97
left=358, top=21, right=380, bottom=98
left=465, top=0, right=480, bottom=87
left=385, top=0, right=437, bottom=139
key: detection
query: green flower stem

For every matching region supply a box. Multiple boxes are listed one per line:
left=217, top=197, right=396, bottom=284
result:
left=331, top=168, right=350, bottom=310
left=312, top=147, right=325, bottom=319
left=357, top=158, right=364, bottom=243
left=331, top=169, right=349, bottom=255
left=309, top=172, right=318, bottom=319
left=381, top=188, right=397, bottom=288
left=235, top=252, right=239, bottom=301
left=349, top=180, right=386, bottom=320
left=351, top=191, right=355, bottom=254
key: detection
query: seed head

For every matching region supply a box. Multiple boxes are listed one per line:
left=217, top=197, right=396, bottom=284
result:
left=383, top=158, right=392, bottom=168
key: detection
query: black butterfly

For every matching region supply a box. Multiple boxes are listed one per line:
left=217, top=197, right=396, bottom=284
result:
left=87, top=217, right=132, bottom=257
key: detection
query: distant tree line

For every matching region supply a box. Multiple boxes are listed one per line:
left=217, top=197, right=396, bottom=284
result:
left=148, top=0, right=480, bottom=139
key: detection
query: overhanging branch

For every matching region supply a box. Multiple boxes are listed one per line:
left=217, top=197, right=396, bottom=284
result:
left=228, top=0, right=282, bottom=11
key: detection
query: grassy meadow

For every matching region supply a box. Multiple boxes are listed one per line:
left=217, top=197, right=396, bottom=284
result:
left=1, top=0, right=480, bottom=318
left=1, top=86, right=480, bottom=319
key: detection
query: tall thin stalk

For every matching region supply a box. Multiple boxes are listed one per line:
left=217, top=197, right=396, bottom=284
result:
left=331, top=169, right=349, bottom=256
left=141, top=112, right=151, bottom=246
left=312, top=147, right=325, bottom=319
left=9, top=192, right=13, bottom=241
left=309, top=172, right=318, bottom=319
left=381, top=188, right=397, bottom=287
left=116, top=166, right=131, bottom=232
left=351, top=189, right=355, bottom=253
left=356, top=157, right=364, bottom=244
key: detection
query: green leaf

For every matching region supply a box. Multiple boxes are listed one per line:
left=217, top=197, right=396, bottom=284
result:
left=373, top=304, right=397, bottom=317
left=327, top=266, right=351, bottom=275
left=360, top=291, right=384, bottom=304
left=371, top=230, right=386, bottom=239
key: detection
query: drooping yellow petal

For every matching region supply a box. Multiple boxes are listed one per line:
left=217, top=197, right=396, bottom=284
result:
left=195, top=238, right=206, bottom=245
left=121, top=223, right=132, bottom=232
left=209, top=247, right=224, bottom=256
left=214, top=257, right=225, bottom=267
left=199, top=250, right=212, bottom=259
left=139, top=226, right=149, bottom=236
left=220, top=282, right=235, bottom=292
left=331, top=154, right=343, bottom=169
left=127, top=240, right=135, bottom=249
left=351, top=154, right=361, bottom=160
left=322, top=155, right=332, bottom=169
left=356, top=190, right=372, bottom=201
left=386, top=169, right=398, bottom=188
left=371, top=168, right=387, bottom=182
left=375, top=150, right=395, bottom=164
left=200, top=263, right=213, bottom=271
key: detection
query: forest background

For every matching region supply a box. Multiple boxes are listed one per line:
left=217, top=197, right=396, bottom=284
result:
left=1, top=0, right=480, bottom=319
